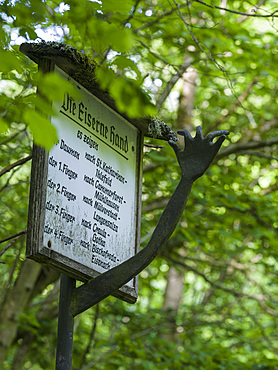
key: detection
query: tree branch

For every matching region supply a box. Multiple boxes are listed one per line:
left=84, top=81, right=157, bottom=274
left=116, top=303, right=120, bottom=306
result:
left=259, top=117, right=278, bottom=134
left=123, top=0, right=141, bottom=25
left=206, top=78, right=258, bottom=134
left=133, top=4, right=187, bottom=32
left=0, top=131, right=21, bottom=146
left=143, top=163, right=160, bottom=173
left=167, top=256, right=269, bottom=302
left=258, top=300, right=278, bottom=317
left=0, top=230, right=27, bottom=246
left=236, top=0, right=268, bottom=23
left=142, top=196, right=171, bottom=213
left=0, top=155, right=32, bottom=178
left=135, top=39, right=175, bottom=67
left=193, top=0, right=278, bottom=18
left=79, top=304, right=99, bottom=369
left=261, top=182, right=278, bottom=195
left=0, top=170, right=17, bottom=193
left=236, top=151, right=278, bottom=161
left=216, top=137, right=278, bottom=160
left=0, top=231, right=27, bottom=262
left=156, top=56, right=194, bottom=110
left=169, top=0, right=228, bottom=75
left=179, top=254, right=247, bottom=271
left=238, top=301, right=277, bottom=351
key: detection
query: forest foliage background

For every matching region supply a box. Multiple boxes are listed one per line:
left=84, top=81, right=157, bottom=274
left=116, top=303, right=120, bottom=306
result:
left=1, top=0, right=278, bottom=368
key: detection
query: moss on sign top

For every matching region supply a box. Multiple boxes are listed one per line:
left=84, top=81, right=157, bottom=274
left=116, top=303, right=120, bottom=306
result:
left=20, top=41, right=177, bottom=142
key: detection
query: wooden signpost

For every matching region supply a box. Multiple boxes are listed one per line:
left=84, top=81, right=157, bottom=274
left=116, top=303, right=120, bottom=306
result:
left=19, top=42, right=229, bottom=370
left=20, top=42, right=177, bottom=370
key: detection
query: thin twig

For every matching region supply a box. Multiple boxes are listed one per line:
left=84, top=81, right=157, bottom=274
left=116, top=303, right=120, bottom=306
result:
left=136, top=39, right=174, bottom=67
left=156, top=56, right=194, bottom=110
left=143, top=196, right=170, bottom=213
left=0, top=229, right=27, bottom=246
left=133, top=4, right=187, bottom=32
left=0, top=154, right=32, bottom=178
left=236, top=151, right=278, bottom=161
left=216, top=137, right=278, bottom=160
left=0, top=131, right=21, bottom=146
left=79, top=304, right=100, bottom=369
left=168, top=256, right=269, bottom=302
left=144, top=143, right=164, bottom=148
left=239, top=301, right=275, bottom=349
left=193, top=0, right=278, bottom=18
left=82, top=323, right=174, bottom=369
left=169, top=0, right=226, bottom=73
left=206, top=78, right=258, bottom=133
left=0, top=169, right=17, bottom=193
left=236, top=0, right=268, bottom=23
left=0, top=231, right=26, bottom=259
left=168, top=0, right=238, bottom=101
left=124, top=0, right=141, bottom=25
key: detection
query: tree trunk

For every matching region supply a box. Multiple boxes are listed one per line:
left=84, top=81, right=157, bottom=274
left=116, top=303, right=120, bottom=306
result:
left=162, top=64, right=198, bottom=341
left=11, top=280, right=60, bottom=370
left=0, top=259, right=42, bottom=366
left=0, top=259, right=60, bottom=367
left=177, top=66, right=198, bottom=132
left=162, top=267, right=185, bottom=340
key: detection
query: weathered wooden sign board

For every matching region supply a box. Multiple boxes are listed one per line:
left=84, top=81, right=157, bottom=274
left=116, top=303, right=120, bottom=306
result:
left=23, top=48, right=144, bottom=303
left=45, top=67, right=140, bottom=273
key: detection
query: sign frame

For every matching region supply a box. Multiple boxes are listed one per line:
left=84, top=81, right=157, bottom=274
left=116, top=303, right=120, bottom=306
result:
left=25, top=57, right=143, bottom=304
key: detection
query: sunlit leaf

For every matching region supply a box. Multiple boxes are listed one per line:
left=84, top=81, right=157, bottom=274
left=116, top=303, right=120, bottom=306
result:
left=0, top=117, right=8, bottom=133
left=0, top=49, right=22, bottom=73
left=23, top=108, right=57, bottom=150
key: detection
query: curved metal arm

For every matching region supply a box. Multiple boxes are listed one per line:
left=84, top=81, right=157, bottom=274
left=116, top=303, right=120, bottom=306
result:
left=70, top=127, right=229, bottom=316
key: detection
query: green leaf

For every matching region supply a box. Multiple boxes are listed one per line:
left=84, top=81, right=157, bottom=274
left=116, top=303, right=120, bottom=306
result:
left=27, top=94, right=55, bottom=117
left=94, top=66, right=115, bottom=91
left=109, top=77, right=156, bottom=118
left=0, top=117, right=8, bottom=133
left=23, top=108, right=57, bottom=150
left=95, top=66, right=155, bottom=118
left=113, top=55, right=142, bottom=79
left=36, top=72, right=80, bottom=102
left=19, top=26, right=38, bottom=40
left=105, top=25, right=134, bottom=52
left=101, top=0, right=133, bottom=14
left=0, top=49, right=21, bottom=73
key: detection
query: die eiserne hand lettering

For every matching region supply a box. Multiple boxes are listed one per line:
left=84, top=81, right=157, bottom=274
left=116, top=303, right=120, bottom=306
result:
left=61, top=92, right=129, bottom=154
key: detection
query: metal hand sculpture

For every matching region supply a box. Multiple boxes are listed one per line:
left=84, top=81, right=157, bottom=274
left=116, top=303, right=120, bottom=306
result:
left=170, top=126, right=229, bottom=180
left=70, top=126, right=229, bottom=316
